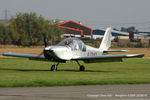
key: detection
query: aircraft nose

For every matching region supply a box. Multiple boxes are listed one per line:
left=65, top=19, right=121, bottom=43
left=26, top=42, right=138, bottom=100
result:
left=49, top=49, right=53, bottom=52
left=43, top=48, right=55, bottom=60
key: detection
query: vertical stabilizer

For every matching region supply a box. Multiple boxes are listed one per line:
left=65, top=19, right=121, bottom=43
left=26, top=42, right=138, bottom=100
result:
left=99, top=27, right=112, bottom=51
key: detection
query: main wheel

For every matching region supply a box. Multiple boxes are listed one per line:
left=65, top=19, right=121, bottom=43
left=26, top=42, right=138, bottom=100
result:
left=51, top=65, right=57, bottom=71
left=80, top=65, right=85, bottom=71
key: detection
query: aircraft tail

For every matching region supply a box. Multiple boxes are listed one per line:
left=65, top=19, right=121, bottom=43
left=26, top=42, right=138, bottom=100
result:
left=99, top=27, right=112, bottom=51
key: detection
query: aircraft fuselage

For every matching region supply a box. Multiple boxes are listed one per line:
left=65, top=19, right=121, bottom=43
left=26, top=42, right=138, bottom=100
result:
left=44, top=45, right=103, bottom=62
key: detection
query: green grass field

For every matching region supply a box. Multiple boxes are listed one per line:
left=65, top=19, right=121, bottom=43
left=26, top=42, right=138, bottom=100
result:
left=0, top=58, right=150, bottom=87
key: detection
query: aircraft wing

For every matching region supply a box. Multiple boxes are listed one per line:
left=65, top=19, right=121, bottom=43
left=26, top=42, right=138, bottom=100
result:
left=72, top=54, right=144, bottom=63
left=2, top=52, right=46, bottom=61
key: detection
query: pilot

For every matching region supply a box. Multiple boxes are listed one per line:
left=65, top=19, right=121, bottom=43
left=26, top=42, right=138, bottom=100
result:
left=75, top=43, right=79, bottom=50
left=72, top=40, right=79, bottom=50
left=65, top=40, right=69, bottom=45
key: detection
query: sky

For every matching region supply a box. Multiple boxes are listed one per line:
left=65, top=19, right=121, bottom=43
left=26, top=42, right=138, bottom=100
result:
left=0, top=0, right=150, bottom=31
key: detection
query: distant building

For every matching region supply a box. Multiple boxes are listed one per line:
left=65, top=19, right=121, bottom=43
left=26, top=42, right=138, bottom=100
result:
left=92, top=29, right=150, bottom=40
left=0, top=19, right=9, bottom=26
left=93, top=29, right=129, bottom=39
left=59, top=20, right=93, bottom=39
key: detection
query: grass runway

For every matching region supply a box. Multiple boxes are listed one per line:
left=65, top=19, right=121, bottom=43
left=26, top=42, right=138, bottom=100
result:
left=0, top=58, right=150, bottom=87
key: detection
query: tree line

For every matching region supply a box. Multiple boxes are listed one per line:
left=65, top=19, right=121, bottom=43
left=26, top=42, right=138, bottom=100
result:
left=0, top=12, right=65, bottom=46
left=113, top=26, right=138, bottom=33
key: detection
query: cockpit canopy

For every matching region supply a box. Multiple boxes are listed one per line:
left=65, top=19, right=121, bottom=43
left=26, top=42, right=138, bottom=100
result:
left=57, top=38, right=86, bottom=51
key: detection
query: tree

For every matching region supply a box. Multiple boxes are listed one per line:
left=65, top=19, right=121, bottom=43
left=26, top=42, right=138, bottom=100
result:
left=0, top=24, right=11, bottom=44
left=9, top=12, right=64, bottom=46
left=120, top=26, right=138, bottom=33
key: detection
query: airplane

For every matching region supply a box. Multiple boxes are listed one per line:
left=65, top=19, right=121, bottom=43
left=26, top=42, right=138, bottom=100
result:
left=2, top=27, right=144, bottom=71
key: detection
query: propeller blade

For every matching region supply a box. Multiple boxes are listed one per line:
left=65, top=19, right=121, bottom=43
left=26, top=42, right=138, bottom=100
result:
left=39, top=52, right=44, bottom=55
left=44, top=36, right=47, bottom=47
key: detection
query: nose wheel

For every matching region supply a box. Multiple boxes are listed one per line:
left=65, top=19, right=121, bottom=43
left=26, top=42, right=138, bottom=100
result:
left=51, top=63, right=59, bottom=71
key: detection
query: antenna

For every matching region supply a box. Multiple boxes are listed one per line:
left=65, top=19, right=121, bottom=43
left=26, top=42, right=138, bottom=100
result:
left=4, top=8, right=8, bottom=20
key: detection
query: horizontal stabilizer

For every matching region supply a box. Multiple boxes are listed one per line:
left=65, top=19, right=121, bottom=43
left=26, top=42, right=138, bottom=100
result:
left=104, top=50, right=129, bottom=53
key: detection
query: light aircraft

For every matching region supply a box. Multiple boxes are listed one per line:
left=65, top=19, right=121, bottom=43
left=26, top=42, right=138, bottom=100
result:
left=3, top=27, right=144, bottom=71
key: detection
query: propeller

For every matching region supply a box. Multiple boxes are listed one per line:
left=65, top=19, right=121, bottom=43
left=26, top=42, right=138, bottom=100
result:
left=39, top=52, right=44, bottom=56
left=39, top=35, right=48, bottom=56
left=44, top=36, right=47, bottom=47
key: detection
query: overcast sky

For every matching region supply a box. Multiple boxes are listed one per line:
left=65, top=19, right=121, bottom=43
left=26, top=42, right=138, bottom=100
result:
left=0, top=0, right=150, bottom=31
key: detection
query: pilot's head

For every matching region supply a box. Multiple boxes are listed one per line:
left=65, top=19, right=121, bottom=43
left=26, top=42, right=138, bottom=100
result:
left=65, top=40, right=69, bottom=45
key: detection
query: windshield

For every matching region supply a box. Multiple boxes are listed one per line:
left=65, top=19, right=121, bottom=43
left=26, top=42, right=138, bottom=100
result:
left=57, top=38, right=85, bottom=51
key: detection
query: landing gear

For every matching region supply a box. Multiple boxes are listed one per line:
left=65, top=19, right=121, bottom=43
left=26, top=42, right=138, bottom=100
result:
left=51, top=63, right=59, bottom=71
left=80, top=65, right=85, bottom=71
left=50, top=61, right=85, bottom=71
left=76, top=60, right=85, bottom=71
left=51, top=65, right=57, bottom=71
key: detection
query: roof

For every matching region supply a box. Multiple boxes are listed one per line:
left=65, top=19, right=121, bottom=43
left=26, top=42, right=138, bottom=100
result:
left=93, top=29, right=129, bottom=36
left=59, top=20, right=93, bottom=36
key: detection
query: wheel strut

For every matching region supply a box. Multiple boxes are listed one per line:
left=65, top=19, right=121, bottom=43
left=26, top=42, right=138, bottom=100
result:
left=51, top=62, right=59, bottom=71
left=76, top=60, right=85, bottom=71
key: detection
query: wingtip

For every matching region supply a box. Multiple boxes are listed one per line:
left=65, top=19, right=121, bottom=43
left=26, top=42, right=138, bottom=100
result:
left=132, top=54, right=145, bottom=58
left=122, top=50, right=130, bottom=52
left=139, top=54, right=145, bottom=57
left=2, top=52, right=11, bottom=56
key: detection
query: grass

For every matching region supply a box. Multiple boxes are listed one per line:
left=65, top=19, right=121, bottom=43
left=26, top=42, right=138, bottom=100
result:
left=0, top=58, right=150, bottom=87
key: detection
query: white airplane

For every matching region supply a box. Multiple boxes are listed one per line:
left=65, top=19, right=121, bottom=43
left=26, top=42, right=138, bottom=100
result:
left=3, top=27, right=144, bottom=71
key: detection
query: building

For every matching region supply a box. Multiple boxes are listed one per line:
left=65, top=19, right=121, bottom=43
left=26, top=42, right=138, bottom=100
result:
left=93, top=29, right=129, bottom=39
left=0, top=19, right=9, bottom=25
left=59, top=20, right=93, bottom=39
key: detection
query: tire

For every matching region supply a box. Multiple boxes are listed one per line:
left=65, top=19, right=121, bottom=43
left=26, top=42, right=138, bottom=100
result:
left=80, top=65, right=85, bottom=71
left=51, top=65, right=57, bottom=71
